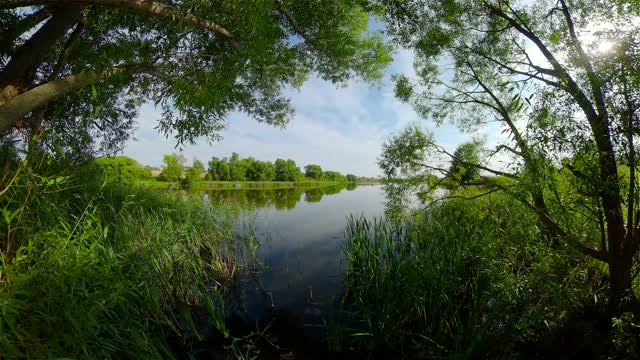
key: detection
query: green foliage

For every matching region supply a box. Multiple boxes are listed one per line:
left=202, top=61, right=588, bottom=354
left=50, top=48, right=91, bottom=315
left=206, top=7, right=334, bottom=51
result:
left=246, top=160, right=275, bottom=181
left=218, top=162, right=231, bottom=181
left=448, top=141, right=482, bottom=184
left=274, top=158, right=303, bottom=181
left=208, top=157, right=222, bottom=180
left=611, top=312, right=640, bottom=355
left=378, top=125, right=439, bottom=215
left=304, top=164, right=324, bottom=180
left=160, top=154, right=182, bottom=182
left=324, top=171, right=347, bottom=182
left=229, top=153, right=248, bottom=181
left=370, top=0, right=640, bottom=304
left=0, top=156, right=249, bottom=358
left=93, top=156, right=151, bottom=183
left=346, top=174, right=357, bottom=182
left=205, top=155, right=351, bottom=183
left=343, top=189, right=604, bottom=357
left=181, top=159, right=205, bottom=189
left=1, top=1, right=392, bottom=157
left=192, top=159, right=205, bottom=173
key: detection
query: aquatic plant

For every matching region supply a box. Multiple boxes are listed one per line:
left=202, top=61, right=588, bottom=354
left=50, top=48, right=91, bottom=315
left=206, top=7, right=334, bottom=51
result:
left=0, top=157, right=245, bottom=358
left=342, top=188, right=605, bottom=358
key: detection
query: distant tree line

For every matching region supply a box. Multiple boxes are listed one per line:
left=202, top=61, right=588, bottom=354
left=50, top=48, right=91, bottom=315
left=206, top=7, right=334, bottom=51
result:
left=205, top=152, right=356, bottom=182
left=88, top=153, right=361, bottom=185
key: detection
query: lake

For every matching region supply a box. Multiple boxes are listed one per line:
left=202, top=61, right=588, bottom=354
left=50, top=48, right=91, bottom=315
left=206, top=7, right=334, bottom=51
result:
left=204, top=184, right=386, bottom=333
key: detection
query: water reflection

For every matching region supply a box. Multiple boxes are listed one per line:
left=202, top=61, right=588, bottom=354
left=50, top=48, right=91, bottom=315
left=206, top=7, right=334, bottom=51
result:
left=205, top=184, right=386, bottom=331
left=204, top=183, right=354, bottom=210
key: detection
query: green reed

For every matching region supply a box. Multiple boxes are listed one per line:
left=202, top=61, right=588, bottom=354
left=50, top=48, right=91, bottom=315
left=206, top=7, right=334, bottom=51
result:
left=342, top=188, right=603, bottom=358
left=0, top=160, right=252, bottom=358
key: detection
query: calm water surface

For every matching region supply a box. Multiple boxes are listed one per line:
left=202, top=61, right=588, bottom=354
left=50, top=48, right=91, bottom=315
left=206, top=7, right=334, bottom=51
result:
left=205, top=184, right=385, bottom=327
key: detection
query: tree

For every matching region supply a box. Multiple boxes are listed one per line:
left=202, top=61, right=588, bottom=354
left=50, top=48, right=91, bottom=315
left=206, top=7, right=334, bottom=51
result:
left=275, top=159, right=288, bottom=181
left=182, top=161, right=203, bottom=188
left=324, top=170, right=347, bottom=182
left=448, top=141, right=482, bottom=184
left=372, top=0, right=640, bottom=308
left=286, top=160, right=303, bottom=181
left=218, top=162, right=230, bottom=181
left=275, top=158, right=303, bottom=181
left=192, top=159, right=205, bottom=175
left=246, top=160, right=275, bottom=181
left=93, top=156, right=150, bottom=183
left=160, top=154, right=181, bottom=182
left=230, top=156, right=254, bottom=181
left=189, top=159, right=204, bottom=179
left=346, top=174, right=357, bottom=182
left=0, top=1, right=391, bottom=158
left=208, top=157, right=222, bottom=180
left=305, top=164, right=324, bottom=180
left=228, top=152, right=245, bottom=181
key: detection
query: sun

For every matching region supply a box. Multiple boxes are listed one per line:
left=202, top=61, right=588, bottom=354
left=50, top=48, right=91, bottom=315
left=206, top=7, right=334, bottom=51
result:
left=596, top=40, right=616, bottom=54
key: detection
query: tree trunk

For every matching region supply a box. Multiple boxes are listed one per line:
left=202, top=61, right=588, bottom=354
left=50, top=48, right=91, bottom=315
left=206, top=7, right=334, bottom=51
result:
left=0, top=5, right=84, bottom=104
left=608, top=248, right=636, bottom=312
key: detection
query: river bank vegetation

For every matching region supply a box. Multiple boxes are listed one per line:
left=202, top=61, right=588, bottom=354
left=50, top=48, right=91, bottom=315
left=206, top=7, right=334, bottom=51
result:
left=0, top=150, right=251, bottom=358
left=338, top=0, right=640, bottom=358
left=2, top=0, right=640, bottom=358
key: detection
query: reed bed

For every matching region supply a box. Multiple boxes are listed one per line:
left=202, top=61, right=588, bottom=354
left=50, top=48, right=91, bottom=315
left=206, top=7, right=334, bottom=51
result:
left=0, top=164, right=251, bottom=358
left=342, top=188, right=603, bottom=358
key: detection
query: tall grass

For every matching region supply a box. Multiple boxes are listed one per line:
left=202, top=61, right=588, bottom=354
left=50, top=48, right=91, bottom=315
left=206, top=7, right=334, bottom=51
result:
left=342, top=188, right=605, bottom=358
left=0, top=160, right=248, bottom=358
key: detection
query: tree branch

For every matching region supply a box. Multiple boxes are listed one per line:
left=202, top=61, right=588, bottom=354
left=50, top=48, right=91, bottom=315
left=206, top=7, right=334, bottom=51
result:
left=27, top=20, right=86, bottom=136
left=558, top=0, right=608, bottom=121
left=465, top=61, right=529, bottom=156
left=0, top=0, right=240, bottom=49
left=0, top=5, right=84, bottom=102
left=0, top=6, right=51, bottom=55
left=0, top=64, right=171, bottom=134
left=485, top=3, right=600, bottom=123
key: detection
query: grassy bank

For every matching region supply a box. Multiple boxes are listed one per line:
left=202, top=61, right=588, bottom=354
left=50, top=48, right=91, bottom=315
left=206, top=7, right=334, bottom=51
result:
left=0, top=164, right=250, bottom=358
left=340, top=187, right=622, bottom=358
left=139, top=180, right=352, bottom=190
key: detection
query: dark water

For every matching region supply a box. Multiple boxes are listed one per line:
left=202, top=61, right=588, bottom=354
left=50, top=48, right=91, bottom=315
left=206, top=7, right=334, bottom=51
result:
left=205, top=184, right=385, bottom=329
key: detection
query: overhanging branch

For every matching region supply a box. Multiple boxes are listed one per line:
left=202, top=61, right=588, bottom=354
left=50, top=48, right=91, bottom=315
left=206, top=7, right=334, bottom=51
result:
left=0, top=0, right=240, bottom=49
left=0, top=64, right=172, bottom=134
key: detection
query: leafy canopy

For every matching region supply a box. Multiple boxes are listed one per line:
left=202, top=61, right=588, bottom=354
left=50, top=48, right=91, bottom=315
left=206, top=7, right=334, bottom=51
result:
left=0, top=0, right=392, bottom=158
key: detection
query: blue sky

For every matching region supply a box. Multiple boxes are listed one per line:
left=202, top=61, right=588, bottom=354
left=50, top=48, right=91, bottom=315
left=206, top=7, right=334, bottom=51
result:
left=122, top=48, right=475, bottom=177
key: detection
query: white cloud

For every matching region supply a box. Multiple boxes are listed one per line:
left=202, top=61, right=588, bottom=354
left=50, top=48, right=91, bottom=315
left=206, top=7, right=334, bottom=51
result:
left=121, top=47, right=473, bottom=177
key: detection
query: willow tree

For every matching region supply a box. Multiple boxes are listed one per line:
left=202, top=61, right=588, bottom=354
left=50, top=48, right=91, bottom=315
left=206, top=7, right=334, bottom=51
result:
left=372, top=0, right=640, bottom=309
left=0, top=0, right=391, bottom=156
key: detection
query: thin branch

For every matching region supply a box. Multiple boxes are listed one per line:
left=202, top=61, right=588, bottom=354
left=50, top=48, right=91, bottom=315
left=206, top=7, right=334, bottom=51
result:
left=485, top=2, right=600, bottom=123
left=558, top=0, right=608, bottom=120
left=465, top=44, right=566, bottom=90
left=273, top=0, right=314, bottom=46
left=465, top=61, right=529, bottom=155
left=50, top=21, right=85, bottom=80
